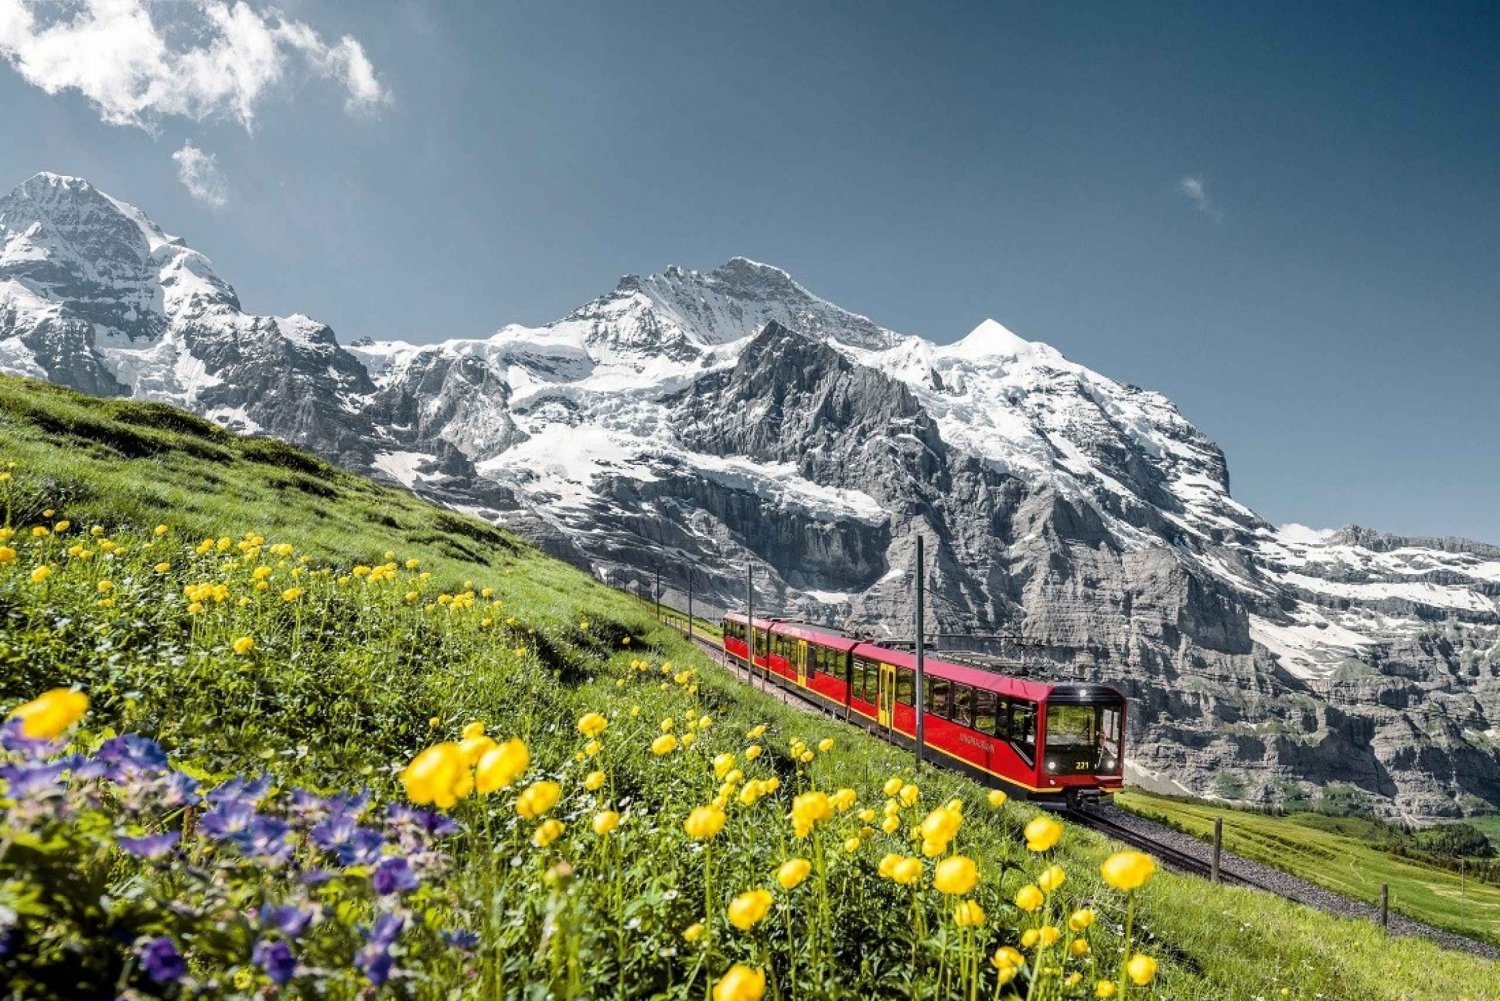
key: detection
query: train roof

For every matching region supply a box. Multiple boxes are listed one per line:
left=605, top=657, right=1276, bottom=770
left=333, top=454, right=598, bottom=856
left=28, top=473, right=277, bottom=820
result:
left=721, top=612, right=1125, bottom=703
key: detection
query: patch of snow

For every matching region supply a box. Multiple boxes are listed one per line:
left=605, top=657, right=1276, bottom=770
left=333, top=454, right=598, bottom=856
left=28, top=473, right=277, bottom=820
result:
left=372, top=451, right=434, bottom=488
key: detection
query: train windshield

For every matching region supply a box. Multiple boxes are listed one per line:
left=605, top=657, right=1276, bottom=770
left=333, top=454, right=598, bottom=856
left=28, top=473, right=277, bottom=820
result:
left=1043, top=702, right=1124, bottom=776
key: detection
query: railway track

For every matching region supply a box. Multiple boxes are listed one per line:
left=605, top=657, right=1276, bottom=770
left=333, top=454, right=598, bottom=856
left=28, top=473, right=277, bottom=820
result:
left=670, top=622, right=1500, bottom=959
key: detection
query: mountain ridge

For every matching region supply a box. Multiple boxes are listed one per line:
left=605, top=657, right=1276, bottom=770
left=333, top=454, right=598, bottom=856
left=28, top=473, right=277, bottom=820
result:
left=2, top=172, right=1496, bottom=820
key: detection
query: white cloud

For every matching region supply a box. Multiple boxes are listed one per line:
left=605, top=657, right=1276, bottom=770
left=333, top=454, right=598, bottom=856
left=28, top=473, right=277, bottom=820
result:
left=0, top=0, right=389, bottom=131
left=172, top=141, right=228, bottom=207
left=1178, top=175, right=1222, bottom=220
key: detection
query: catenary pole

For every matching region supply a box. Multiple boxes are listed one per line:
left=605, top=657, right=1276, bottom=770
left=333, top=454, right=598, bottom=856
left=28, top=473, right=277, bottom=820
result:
left=915, top=534, right=926, bottom=766
left=746, top=561, right=757, bottom=688
left=686, top=564, right=693, bottom=640
left=654, top=565, right=661, bottom=621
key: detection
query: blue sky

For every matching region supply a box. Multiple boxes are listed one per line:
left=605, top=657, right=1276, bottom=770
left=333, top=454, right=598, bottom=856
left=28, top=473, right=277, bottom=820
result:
left=1, top=1, right=1497, bottom=541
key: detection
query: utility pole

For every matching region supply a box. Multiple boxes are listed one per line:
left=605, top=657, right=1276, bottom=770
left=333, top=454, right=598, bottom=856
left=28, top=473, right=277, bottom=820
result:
left=654, top=565, right=661, bottom=621
left=746, top=562, right=758, bottom=688
left=686, top=564, right=694, bottom=640
left=914, top=534, right=926, bottom=766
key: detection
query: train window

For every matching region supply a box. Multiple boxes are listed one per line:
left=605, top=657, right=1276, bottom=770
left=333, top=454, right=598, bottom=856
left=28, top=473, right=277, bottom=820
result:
left=1010, top=702, right=1037, bottom=763
left=859, top=659, right=877, bottom=702
left=895, top=668, right=914, bottom=705
left=975, top=690, right=997, bottom=734
left=952, top=684, right=973, bottom=727
left=926, top=677, right=950, bottom=717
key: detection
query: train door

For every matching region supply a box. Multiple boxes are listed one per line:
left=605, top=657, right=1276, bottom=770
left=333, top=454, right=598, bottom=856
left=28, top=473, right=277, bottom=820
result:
left=877, top=662, right=895, bottom=728
left=796, top=640, right=808, bottom=686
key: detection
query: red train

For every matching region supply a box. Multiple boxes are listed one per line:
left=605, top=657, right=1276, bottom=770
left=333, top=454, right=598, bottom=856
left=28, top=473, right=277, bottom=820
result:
left=720, top=613, right=1126, bottom=805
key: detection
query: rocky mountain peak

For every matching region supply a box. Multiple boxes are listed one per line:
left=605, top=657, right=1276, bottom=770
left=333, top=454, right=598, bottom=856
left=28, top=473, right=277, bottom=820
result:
left=1, top=174, right=1497, bottom=819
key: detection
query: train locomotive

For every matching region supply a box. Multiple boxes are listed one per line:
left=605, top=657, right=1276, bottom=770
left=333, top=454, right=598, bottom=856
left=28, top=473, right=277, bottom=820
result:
left=719, top=613, right=1126, bottom=806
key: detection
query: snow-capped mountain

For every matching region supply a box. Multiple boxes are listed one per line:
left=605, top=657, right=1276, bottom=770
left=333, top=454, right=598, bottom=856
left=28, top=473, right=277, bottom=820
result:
left=3, top=173, right=1497, bottom=819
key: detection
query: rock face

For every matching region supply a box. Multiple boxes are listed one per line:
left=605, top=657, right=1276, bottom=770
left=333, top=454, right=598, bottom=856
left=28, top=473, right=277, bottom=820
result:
left=3, top=172, right=1497, bottom=820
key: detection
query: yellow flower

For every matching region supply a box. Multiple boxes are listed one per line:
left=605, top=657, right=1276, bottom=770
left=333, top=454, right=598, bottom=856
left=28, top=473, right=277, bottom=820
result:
left=829, top=787, right=857, bottom=811
left=1038, top=925, right=1061, bottom=947
left=592, top=810, right=620, bottom=836
left=1068, top=907, right=1096, bottom=932
left=232, top=636, right=255, bottom=655
left=953, top=900, right=986, bottom=927
left=744, top=744, right=763, bottom=761
left=401, top=742, right=469, bottom=808
left=651, top=733, right=678, bottom=755
left=991, top=947, right=1023, bottom=984
left=53, top=520, right=70, bottom=533
left=1021, top=928, right=1040, bottom=949
left=881, top=815, right=901, bottom=834
left=726, top=889, right=774, bottom=931
left=933, top=855, right=978, bottom=895
left=532, top=818, right=565, bottom=847
left=154, top=524, right=169, bottom=536
left=745, top=723, right=767, bottom=739
left=584, top=769, right=606, bottom=791
left=987, top=789, right=1008, bottom=808
left=1024, top=815, right=1063, bottom=852
left=1014, top=883, right=1045, bottom=912
left=1096, top=981, right=1118, bottom=999
left=919, top=805, right=962, bottom=847
left=842, top=836, right=861, bottom=854
left=577, top=712, right=608, bottom=738
left=877, top=852, right=902, bottom=878
left=891, top=857, right=923, bottom=885
left=684, top=805, right=727, bottom=840
left=1038, top=863, right=1066, bottom=892
left=7, top=688, right=88, bottom=740
left=777, top=857, right=812, bottom=889
left=790, top=791, right=832, bottom=836
left=817, top=737, right=834, bottom=752
left=584, top=739, right=602, bottom=757
left=461, top=721, right=486, bottom=739
left=280, top=587, right=303, bottom=602
left=1065, top=972, right=1083, bottom=988
left=459, top=734, right=497, bottom=766
left=516, top=780, right=562, bottom=820
left=660, top=717, right=676, bottom=732
left=475, top=738, right=530, bottom=793
left=153, top=561, right=170, bottom=573
left=0, top=546, right=15, bottom=564
left=898, top=783, right=919, bottom=807
left=29, top=565, right=52, bottom=583
left=682, top=922, right=705, bottom=943
left=1100, top=851, right=1156, bottom=892
left=1069, top=938, right=1090, bottom=958
left=1126, top=954, right=1157, bottom=986
left=713, top=752, right=737, bottom=778
left=712, top=964, right=766, bottom=1001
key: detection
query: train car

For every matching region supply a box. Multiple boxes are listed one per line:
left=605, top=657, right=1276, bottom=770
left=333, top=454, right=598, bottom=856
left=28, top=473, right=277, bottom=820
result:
left=719, top=612, right=1125, bottom=805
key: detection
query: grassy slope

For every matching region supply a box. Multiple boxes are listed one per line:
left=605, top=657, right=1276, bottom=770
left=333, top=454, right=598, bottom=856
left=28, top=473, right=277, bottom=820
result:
left=1116, top=791, right=1500, bottom=946
left=0, top=373, right=1495, bottom=999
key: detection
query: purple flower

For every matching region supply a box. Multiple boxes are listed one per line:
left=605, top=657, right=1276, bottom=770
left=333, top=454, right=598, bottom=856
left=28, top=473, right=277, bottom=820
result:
left=206, top=773, right=271, bottom=807
left=355, top=916, right=402, bottom=986
left=311, top=812, right=384, bottom=866
left=258, top=904, right=314, bottom=938
left=0, top=760, right=68, bottom=801
left=160, top=770, right=202, bottom=808
left=252, top=938, right=297, bottom=986
left=444, top=928, right=479, bottom=950
left=199, top=798, right=256, bottom=841
left=246, top=816, right=295, bottom=865
left=372, top=856, right=419, bottom=896
left=140, top=936, right=186, bottom=984
left=0, top=717, right=64, bottom=757
left=387, top=803, right=461, bottom=839
left=96, top=734, right=169, bottom=781
left=118, top=830, right=180, bottom=859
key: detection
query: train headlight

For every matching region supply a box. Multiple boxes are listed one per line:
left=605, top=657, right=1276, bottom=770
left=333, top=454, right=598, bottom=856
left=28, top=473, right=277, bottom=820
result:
left=1044, top=757, right=1059, bottom=774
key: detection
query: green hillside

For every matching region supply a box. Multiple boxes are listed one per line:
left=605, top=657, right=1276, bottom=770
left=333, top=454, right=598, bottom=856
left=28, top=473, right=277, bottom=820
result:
left=0, top=373, right=1493, bottom=1000
left=1116, top=791, right=1500, bottom=945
